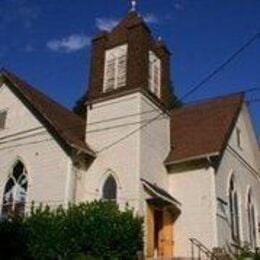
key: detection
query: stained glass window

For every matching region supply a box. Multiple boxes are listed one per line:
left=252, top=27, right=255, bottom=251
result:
left=2, top=161, right=28, bottom=217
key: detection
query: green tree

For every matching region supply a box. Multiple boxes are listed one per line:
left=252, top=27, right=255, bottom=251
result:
left=73, top=92, right=87, bottom=119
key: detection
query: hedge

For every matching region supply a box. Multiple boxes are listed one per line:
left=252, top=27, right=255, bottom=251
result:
left=0, top=201, right=144, bottom=259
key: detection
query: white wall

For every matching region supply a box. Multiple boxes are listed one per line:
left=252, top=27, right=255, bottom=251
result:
left=215, top=104, right=260, bottom=249
left=82, top=92, right=170, bottom=214
left=168, top=165, right=217, bottom=258
left=0, top=84, right=73, bottom=211
left=139, top=95, right=170, bottom=188
left=83, top=93, right=142, bottom=210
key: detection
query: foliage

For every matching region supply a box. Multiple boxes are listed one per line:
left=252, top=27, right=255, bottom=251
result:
left=0, top=201, right=144, bottom=259
left=73, top=92, right=88, bottom=119
left=169, top=81, right=183, bottom=109
left=237, top=244, right=260, bottom=260
left=0, top=216, right=29, bottom=259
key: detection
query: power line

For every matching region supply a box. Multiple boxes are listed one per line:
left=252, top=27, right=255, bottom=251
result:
left=0, top=110, right=161, bottom=145
left=178, top=33, right=260, bottom=103
left=0, top=89, right=259, bottom=150
left=0, top=33, right=259, bottom=155
left=0, top=97, right=259, bottom=153
left=97, top=32, right=260, bottom=153
left=247, top=99, right=260, bottom=104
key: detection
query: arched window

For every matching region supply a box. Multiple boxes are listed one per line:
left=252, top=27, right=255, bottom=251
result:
left=247, top=190, right=256, bottom=248
left=2, top=161, right=28, bottom=217
left=229, top=176, right=240, bottom=242
left=102, top=175, right=117, bottom=201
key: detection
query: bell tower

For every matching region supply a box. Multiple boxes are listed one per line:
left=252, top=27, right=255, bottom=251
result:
left=84, top=9, right=172, bottom=214
left=87, top=10, right=173, bottom=109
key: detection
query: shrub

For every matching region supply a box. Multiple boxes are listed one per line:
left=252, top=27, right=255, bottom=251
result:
left=238, top=244, right=260, bottom=260
left=0, top=201, right=144, bottom=259
left=0, top=216, right=29, bottom=259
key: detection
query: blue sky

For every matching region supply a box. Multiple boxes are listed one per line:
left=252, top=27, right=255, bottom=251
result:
left=1, top=0, right=259, bottom=137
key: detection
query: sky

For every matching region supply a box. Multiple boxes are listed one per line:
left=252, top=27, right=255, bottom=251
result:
left=0, top=0, right=259, bottom=137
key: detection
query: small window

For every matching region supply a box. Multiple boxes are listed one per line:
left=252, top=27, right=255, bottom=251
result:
left=229, top=176, right=240, bottom=242
left=103, top=45, right=127, bottom=92
left=149, top=51, right=161, bottom=97
left=0, top=110, right=7, bottom=130
left=247, top=190, right=257, bottom=248
left=102, top=175, right=117, bottom=201
left=236, top=128, right=242, bottom=149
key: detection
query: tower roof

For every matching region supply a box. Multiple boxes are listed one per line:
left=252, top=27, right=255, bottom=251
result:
left=88, top=10, right=172, bottom=108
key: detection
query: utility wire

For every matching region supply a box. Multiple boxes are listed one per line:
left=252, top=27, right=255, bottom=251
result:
left=0, top=33, right=259, bottom=154
left=1, top=98, right=259, bottom=153
left=97, top=32, right=260, bottom=154
left=176, top=33, right=260, bottom=103
left=0, top=88, right=259, bottom=147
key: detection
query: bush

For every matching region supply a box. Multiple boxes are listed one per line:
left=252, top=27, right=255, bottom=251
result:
left=0, top=217, right=29, bottom=259
left=0, top=201, right=143, bottom=259
left=238, top=244, right=260, bottom=260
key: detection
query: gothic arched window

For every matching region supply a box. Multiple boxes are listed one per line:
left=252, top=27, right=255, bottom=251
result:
left=2, top=161, right=28, bottom=217
left=247, top=190, right=256, bottom=248
left=229, top=176, right=240, bottom=242
left=102, top=175, right=117, bottom=201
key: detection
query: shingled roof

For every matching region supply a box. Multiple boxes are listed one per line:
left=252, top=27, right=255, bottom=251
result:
left=165, top=93, right=245, bottom=165
left=0, top=69, right=95, bottom=158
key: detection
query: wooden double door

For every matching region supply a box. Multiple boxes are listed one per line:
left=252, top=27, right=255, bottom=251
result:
left=146, top=204, right=175, bottom=259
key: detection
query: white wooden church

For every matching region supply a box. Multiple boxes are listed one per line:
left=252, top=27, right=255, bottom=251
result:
left=0, top=8, right=259, bottom=259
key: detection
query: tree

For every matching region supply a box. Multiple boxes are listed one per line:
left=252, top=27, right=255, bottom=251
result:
left=73, top=92, right=88, bottom=119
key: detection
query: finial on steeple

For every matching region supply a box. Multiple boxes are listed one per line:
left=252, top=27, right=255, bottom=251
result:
left=130, top=0, right=137, bottom=11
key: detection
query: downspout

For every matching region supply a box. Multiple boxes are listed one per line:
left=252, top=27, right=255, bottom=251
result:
left=64, top=158, right=76, bottom=208
left=207, top=156, right=219, bottom=249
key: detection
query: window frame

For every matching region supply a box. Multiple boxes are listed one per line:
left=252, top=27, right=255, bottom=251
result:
left=247, top=190, right=257, bottom=248
left=1, top=161, right=28, bottom=217
left=149, top=50, right=161, bottom=98
left=103, top=44, right=128, bottom=92
left=236, top=127, right=242, bottom=150
left=229, top=176, right=241, bottom=243
left=102, top=175, right=117, bottom=202
left=0, top=109, right=8, bottom=130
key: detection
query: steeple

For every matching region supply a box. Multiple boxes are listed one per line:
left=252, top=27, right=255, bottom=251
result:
left=87, top=10, right=173, bottom=109
left=130, top=0, right=137, bottom=12
left=131, top=1, right=136, bottom=11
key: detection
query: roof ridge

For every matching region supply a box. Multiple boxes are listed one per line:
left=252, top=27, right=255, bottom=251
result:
left=174, top=91, right=245, bottom=111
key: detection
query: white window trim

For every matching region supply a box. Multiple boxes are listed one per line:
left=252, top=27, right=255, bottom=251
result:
left=228, top=176, right=242, bottom=243
left=1, top=161, right=28, bottom=217
left=149, top=50, right=161, bottom=98
left=103, top=44, right=127, bottom=92
left=247, top=190, right=257, bottom=248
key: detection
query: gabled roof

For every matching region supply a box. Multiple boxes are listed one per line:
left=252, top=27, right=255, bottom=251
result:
left=165, top=93, right=245, bottom=165
left=0, top=69, right=95, bottom=158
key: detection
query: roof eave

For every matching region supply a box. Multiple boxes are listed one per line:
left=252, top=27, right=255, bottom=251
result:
left=70, top=143, right=96, bottom=158
left=1, top=71, right=96, bottom=159
left=165, top=152, right=220, bottom=167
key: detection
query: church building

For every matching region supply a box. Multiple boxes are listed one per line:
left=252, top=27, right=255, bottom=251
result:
left=0, top=8, right=259, bottom=259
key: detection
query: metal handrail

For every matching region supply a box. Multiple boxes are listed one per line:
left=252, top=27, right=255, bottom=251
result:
left=189, top=238, right=219, bottom=260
